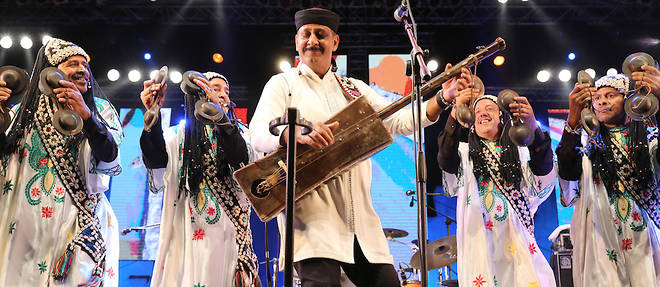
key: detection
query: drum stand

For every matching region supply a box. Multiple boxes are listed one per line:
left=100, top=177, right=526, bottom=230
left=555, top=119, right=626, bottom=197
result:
left=269, top=107, right=312, bottom=287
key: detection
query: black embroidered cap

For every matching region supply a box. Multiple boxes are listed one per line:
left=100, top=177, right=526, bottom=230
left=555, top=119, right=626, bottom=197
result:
left=295, top=8, right=340, bottom=33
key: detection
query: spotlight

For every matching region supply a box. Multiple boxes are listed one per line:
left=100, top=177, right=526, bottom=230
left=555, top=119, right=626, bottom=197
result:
left=606, top=68, right=617, bottom=76
left=128, top=69, right=141, bottom=82
left=427, top=60, right=439, bottom=72
left=42, top=35, right=52, bottom=46
left=107, top=69, right=120, bottom=82
left=498, top=0, right=507, bottom=3
left=212, top=53, right=224, bottom=64
left=537, top=70, right=551, bottom=83
left=0, top=36, right=12, bottom=49
left=144, top=53, right=152, bottom=61
left=585, top=68, right=596, bottom=79
left=558, top=69, right=571, bottom=82
left=149, top=69, right=159, bottom=80
left=493, top=55, right=505, bottom=66
left=170, top=70, right=183, bottom=84
left=279, top=60, right=292, bottom=72
left=19, top=36, right=33, bottom=49
left=568, top=52, right=576, bottom=61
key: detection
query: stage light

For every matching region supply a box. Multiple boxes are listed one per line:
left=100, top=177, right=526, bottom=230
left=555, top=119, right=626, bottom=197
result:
left=128, top=69, right=141, bottom=82
left=212, top=53, right=224, bottom=64
left=427, top=60, right=439, bottom=72
left=585, top=68, right=596, bottom=79
left=107, top=69, right=120, bottom=82
left=144, top=53, right=152, bottom=61
left=170, top=70, right=183, bottom=84
left=279, top=60, right=292, bottom=72
left=607, top=68, right=617, bottom=76
left=568, top=52, right=576, bottom=61
left=42, top=35, right=52, bottom=46
left=537, top=70, right=551, bottom=82
left=536, top=120, right=542, bottom=127
left=0, top=36, right=12, bottom=49
left=493, top=55, right=505, bottom=66
left=498, top=0, right=507, bottom=3
left=20, top=36, right=32, bottom=49
left=558, top=69, right=571, bottom=82
left=149, top=69, right=159, bottom=80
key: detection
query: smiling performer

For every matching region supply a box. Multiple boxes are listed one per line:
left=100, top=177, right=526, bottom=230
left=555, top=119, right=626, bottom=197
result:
left=556, top=73, right=660, bottom=287
left=437, top=90, right=557, bottom=287
left=0, top=38, right=123, bottom=286
left=249, top=7, right=470, bottom=287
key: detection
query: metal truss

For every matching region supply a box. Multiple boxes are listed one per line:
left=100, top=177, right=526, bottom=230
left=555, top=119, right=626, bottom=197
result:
left=1, top=0, right=658, bottom=27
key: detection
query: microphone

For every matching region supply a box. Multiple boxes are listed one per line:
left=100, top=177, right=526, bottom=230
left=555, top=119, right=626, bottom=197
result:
left=393, top=0, right=409, bottom=22
left=406, top=190, right=416, bottom=207
left=120, top=223, right=161, bottom=235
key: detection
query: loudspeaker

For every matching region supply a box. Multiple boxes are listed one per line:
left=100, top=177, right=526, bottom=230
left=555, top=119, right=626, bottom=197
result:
left=550, top=251, right=574, bottom=287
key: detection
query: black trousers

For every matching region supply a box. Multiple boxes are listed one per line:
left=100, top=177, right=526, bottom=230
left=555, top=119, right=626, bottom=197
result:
left=293, top=237, right=401, bottom=287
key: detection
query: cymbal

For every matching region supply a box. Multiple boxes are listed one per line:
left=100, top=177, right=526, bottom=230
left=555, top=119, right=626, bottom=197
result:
left=383, top=228, right=409, bottom=239
left=410, top=235, right=457, bottom=270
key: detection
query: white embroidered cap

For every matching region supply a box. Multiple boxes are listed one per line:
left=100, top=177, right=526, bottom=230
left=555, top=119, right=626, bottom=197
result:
left=472, top=94, right=498, bottom=110
left=203, top=72, right=229, bottom=89
left=595, top=73, right=629, bottom=95
left=44, top=38, right=90, bottom=67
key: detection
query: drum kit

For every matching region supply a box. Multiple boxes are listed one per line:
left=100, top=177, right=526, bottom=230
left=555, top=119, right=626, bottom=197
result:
left=383, top=228, right=459, bottom=287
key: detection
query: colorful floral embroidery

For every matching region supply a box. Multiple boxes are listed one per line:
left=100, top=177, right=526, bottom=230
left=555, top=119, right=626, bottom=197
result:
left=508, top=244, right=517, bottom=255
left=485, top=220, right=494, bottom=231
left=8, top=221, right=15, bottom=235
left=192, top=229, right=205, bottom=241
left=478, top=175, right=509, bottom=222
left=41, top=206, right=53, bottom=218
left=194, top=283, right=206, bottom=287
left=2, top=179, right=12, bottom=195
left=38, top=261, right=47, bottom=274
left=106, top=267, right=115, bottom=279
left=473, top=274, right=486, bottom=287
left=529, top=243, right=538, bottom=255
left=621, top=238, right=632, bottom=250
left=606, top=249, right=617, bottom=262
left=529, top=281, right=540, bottom=287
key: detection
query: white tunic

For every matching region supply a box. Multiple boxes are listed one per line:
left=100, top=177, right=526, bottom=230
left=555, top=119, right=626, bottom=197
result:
left=0, top=98, right=123, bottom=287
left=249, top=63, right=436, bottom=265
left=148, top=122, right=252, bottom=287
left=442, top=142, right=557, bottom=287
left=559, top=133, right=660, bottom=287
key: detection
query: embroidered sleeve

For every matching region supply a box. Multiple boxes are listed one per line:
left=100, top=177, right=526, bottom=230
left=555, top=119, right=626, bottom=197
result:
left=442, top=143, right=467, bottom=197
left=520, top=147, right=556, bottom=213
left=88, top=98, right=123, bottom=176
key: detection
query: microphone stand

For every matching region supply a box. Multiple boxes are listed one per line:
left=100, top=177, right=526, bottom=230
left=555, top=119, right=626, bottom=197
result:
left=268, top=107, right=312, bottom=287
left=394, top=0, right=431, bottom=287
left=397, top=1, right=432, bottom=286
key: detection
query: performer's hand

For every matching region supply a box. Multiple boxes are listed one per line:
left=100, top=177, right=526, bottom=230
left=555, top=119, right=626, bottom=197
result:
left=140, top=79, right=167, bottom=110
left=567, top=83, right=594, bottom=129
left=0, top=80, right=11, bottom=104
left=510, top=96, right=538, bottom=131
left=192, top=77, right=224, bottom=107
left=632, top=64, right=660, bottom=97
left=282, top=121, right=340, bottom=149
left=440, top=63, right=472, bottom=103
left=449, top=88, right=473, bottom=120
left=299, top=121, right=339, bottom=149
left=54, top=80, right=91, bottom=120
